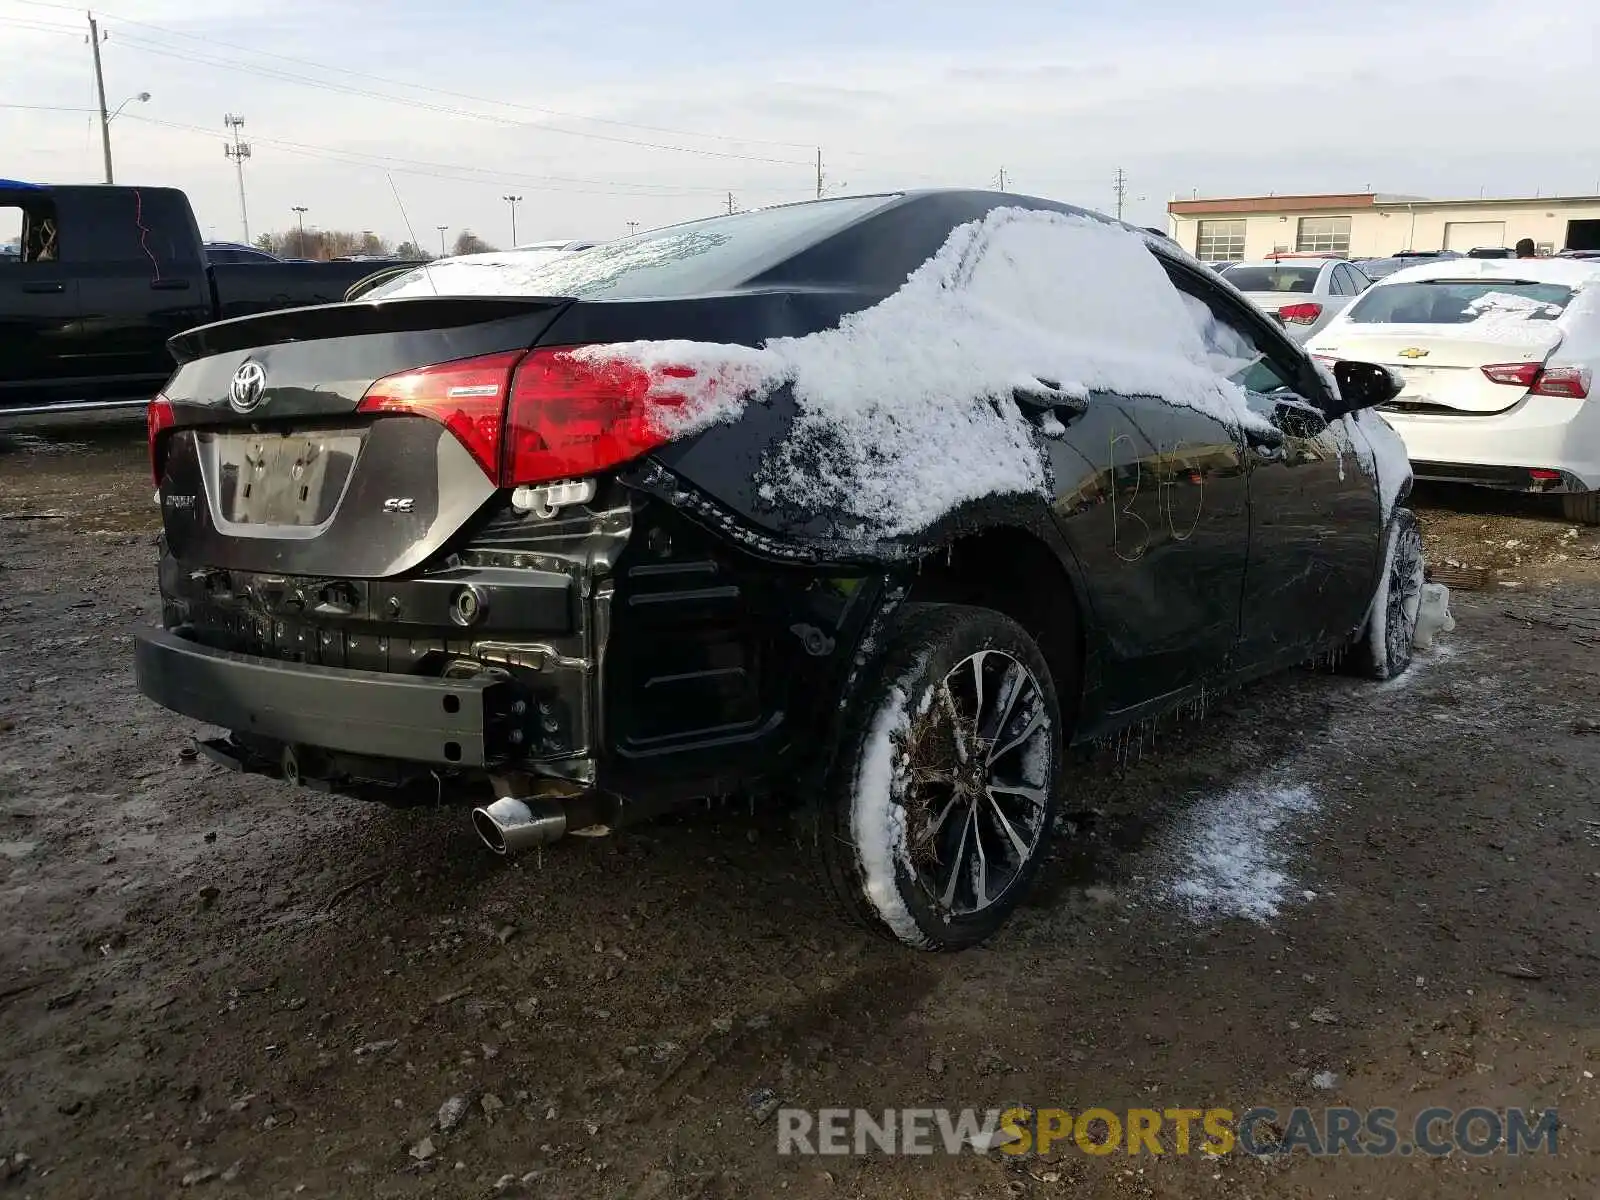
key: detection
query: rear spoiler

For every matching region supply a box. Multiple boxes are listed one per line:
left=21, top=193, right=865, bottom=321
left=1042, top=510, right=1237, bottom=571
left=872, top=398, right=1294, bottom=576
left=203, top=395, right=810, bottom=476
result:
left=167, top=295, right=573, bottom=364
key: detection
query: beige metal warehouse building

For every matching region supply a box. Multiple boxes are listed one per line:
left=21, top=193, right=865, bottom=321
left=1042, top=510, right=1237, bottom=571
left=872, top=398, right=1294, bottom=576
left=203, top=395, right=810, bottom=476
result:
left=1166, top=191, right=1600, bottom=261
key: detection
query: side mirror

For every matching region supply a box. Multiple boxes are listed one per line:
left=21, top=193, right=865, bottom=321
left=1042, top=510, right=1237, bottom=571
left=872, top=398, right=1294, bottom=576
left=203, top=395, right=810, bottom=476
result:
left=1012, top=377, right=1090, bottom=416
left=1326, top=360, right=1403, bottom=419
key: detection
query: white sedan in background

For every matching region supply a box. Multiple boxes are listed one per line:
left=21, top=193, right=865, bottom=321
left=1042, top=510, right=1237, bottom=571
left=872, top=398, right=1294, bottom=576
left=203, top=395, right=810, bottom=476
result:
left=1215, top=258, right=1372, bottom=343
left=1308, top=257, right=1600, bottom=524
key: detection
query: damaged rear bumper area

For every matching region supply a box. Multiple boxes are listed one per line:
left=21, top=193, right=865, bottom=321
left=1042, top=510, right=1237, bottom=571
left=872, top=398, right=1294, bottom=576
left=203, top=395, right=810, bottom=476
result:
left=133, top=477, right=894, bottom=846
left=133, top=627, right=517, bottom=770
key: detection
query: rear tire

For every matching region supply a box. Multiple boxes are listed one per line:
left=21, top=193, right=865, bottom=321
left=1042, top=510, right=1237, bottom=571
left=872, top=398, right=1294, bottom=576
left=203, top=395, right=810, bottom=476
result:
left=1352, top=508, right=1425, bottom=681
left=812, top=603, right=1063, bottom=951
left=1560, top=491, right=1600, bottom=526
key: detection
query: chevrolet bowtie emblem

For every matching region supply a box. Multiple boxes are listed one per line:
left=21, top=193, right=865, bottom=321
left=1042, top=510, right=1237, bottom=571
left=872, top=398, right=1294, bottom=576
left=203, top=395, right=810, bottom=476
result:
left=1397, top=347, right=1429, bottom=359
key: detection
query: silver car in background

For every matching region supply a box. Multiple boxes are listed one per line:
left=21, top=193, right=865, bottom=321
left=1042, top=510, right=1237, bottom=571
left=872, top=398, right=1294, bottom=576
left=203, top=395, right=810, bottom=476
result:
left=1216, top=258, right=1372, bottom=342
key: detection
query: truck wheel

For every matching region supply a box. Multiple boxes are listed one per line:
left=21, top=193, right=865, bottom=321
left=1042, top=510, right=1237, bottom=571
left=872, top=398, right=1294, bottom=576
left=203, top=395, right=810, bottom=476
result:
left=1353, top=508, right=1425, bottom=681
left=1560, top=491, right=1600, bottom=526
left=813, top=603, right=1062, bottom=951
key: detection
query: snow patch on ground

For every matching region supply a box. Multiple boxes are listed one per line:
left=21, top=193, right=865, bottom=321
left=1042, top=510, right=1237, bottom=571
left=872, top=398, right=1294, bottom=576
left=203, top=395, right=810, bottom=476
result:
left=1165, top=781, right=1321, bottom=924
left=850, top=670, right=929, bottom=947
left=593, top=207, right=1275, bottom=538
left=1375, top=639, right=1461, bottom=692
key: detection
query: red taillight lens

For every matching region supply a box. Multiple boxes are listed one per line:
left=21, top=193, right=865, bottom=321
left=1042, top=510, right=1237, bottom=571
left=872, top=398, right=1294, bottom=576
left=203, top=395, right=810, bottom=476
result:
left=503, top=347, right=696, bottom=487
left=1481, top=362, right=1590, bottom=399
left=1277, top=302, right=1324, bottom=325
left=1481, top=362, right=1541, bottom=387
left=147, top=394, right=176, bottom=486
left=1531, top=366, right=1590, bottom=399
left=357, top=351, right=524, bottom=480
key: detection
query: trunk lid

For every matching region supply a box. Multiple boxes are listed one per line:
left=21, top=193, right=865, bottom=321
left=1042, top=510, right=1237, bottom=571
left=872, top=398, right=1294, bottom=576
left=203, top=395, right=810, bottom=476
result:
left=1239, top=291, right=1295, bottom=315
left=156, top=297, right=570, bottom=579
left=1312, top=323, right=1564, bottom=414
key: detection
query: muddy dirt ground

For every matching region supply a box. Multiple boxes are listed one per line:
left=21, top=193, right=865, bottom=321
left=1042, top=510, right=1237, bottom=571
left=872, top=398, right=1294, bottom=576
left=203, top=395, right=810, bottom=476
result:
left=2, top=430, right=1598, bottom=1200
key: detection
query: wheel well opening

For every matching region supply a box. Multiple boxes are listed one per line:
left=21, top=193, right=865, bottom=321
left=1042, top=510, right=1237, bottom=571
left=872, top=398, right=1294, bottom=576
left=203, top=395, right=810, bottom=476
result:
left=906, top=528, right=1083, bottom=725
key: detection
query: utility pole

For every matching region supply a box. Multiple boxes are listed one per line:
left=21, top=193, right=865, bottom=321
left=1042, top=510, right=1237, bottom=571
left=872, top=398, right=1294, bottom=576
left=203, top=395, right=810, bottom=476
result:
left=725, top=191, right=737, bottom=215
left=502, top=194, right=521, bottom=246
left=816, top=147, right=823, bottom=200
left=291, top=205, right=307, bottom=256
left=626, top=221, right=639, bottom=237
left=223, top=114, right=251, bottom=242
left=994, top=167, right=1008, bottom=191
left=1113, top=167, right=1128, bottom=221
left=436, top=225, right=448, bottom=256
left=87, top=14, right=112, bottom=184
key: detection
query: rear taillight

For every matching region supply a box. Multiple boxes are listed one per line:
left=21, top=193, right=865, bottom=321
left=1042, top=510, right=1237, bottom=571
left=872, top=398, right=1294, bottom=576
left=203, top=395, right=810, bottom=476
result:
left=503, top=348, right=695, bottom=487
left=357, top=346, right=729, bottom=487
left=1481, top=362, right=1591, bottom=398
left=1277, top=302, right=1324, bottom=325
left=1531, top=366, right=1590, bottom=398
left=147, top=394, right=176, bottom=486
left=1481, top=362, right=1541, bottom=387
left=357, top=351, right=525, bottom=480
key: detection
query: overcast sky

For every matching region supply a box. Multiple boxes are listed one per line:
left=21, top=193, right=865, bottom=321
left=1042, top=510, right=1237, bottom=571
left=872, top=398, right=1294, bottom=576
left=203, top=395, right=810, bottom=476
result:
left=3, top=0, right=1597, bottom=250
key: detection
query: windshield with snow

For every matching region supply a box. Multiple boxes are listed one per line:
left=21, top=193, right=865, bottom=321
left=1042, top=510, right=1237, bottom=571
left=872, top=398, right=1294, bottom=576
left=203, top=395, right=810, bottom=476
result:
left=1219, top=265, right=1319, bottom=293
left=366, top=195, right=897, bottom=301
left=1344, top=280, right=1573, bottom=324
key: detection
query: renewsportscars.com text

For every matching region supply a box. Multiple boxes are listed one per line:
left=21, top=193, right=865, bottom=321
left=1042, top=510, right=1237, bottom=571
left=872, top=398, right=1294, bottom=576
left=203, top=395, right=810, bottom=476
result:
left=776, top=1106, right=1559, bottom=1157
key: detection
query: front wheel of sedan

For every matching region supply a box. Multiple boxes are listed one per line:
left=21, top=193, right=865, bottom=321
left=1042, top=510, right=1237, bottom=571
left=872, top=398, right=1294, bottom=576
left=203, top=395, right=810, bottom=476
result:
left=813, top=603, right=1063, bottom=951
left=1353, top=507, right=1425, bottom=681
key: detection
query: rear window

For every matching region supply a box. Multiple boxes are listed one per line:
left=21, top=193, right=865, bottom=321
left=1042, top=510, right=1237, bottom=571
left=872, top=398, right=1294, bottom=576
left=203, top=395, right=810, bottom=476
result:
left=367, top=195, right=897, bottom=301
left=1219, top=265, right=1319, bottom=293
left=1344, top=280, right=1574, bottom=324
left=1356, top=258, right=1416, bottom=280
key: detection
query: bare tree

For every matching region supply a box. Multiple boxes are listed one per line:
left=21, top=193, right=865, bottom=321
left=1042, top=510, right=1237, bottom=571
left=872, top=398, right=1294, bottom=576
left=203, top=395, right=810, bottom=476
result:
left=452, top=230, right=495, bottom=256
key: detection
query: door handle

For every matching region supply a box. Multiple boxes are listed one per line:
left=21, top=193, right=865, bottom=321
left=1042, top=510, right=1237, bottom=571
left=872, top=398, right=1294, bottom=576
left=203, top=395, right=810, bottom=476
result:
left=21, top=281, right=64, bottom=294
left=150, top=279, right=192, bottom=291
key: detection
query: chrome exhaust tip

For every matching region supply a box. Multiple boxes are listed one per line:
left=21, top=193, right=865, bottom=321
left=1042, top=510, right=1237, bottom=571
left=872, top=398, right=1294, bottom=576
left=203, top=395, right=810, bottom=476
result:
left=471, top=795, right=567, bottom=855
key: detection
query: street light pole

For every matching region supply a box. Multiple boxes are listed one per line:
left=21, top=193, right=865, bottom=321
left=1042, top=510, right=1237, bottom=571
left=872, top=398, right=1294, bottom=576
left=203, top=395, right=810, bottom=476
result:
left=87, top=13, right=113, bottom=183
left=292, top=206, right=307, bottom=257
left=502, top=195, right=522, bottom=247
left=436, top=226, right=448, bottom=257
left=98, top=90, right=150, bottom=186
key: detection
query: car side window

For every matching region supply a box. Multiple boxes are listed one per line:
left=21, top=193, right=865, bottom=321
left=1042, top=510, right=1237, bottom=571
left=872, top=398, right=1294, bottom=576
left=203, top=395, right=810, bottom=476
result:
left=0, top=199, right=60, bottom=264
left=1329, top=266, right=1352, bottom=296
left=1346, top=265, right=1372, bottom=292
left=1176, top=287, right=1301, bottom=397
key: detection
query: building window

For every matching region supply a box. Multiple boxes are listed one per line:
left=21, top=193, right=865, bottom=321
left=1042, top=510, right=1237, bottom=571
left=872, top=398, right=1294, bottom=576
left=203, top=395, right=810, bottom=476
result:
left=1195, top=219, right=1245, bottom=261
left=1296, top=216, right=1351, bottom=254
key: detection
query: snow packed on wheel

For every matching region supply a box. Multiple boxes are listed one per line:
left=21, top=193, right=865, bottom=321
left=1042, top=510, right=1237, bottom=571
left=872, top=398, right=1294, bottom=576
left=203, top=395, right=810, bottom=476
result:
left=134, top=189, right=1425, bottom=949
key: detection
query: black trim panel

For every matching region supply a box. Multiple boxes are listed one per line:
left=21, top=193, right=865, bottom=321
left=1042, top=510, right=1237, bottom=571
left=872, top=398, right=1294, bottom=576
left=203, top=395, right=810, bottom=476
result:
left=134, top=626, right=504, bottom=766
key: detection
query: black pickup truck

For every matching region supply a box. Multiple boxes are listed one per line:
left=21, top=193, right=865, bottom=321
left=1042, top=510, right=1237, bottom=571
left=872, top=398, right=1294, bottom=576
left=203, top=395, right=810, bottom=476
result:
left=0, top=180, right=419, bottom=428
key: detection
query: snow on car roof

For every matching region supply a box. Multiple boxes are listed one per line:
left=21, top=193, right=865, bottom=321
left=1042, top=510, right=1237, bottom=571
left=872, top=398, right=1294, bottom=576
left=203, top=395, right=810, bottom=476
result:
left=1375, top=256, right=1600, bottom=289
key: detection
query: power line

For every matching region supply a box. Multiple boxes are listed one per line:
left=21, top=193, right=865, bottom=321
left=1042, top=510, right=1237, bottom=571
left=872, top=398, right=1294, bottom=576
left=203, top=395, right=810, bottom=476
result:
left=12, top=0, right=819, bottom=152
left=0, top=101, right=97, bottom=112
left=112, top=35, right=814, bottom=167
left=120, top=112, right=808, bottom=200
left=11, top=3, right=812, bottom=166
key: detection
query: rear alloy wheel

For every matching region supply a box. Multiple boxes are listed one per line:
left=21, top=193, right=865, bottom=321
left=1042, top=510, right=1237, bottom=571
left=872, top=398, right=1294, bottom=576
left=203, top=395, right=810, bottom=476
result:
left=1356, top=507, right=1425, bottom=681
left=815, top=603, right=1062, bottom=950
left=1560, top=491, right=1600, bottom=526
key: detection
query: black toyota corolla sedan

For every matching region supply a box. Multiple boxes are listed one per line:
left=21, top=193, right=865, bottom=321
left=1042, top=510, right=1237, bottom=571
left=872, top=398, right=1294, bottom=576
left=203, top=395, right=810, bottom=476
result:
left=135, top=190, right=1420, bottom=950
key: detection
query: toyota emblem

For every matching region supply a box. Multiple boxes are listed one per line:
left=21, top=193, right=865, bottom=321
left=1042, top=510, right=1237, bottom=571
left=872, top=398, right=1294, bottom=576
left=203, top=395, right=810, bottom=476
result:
left=229, top=360, right=267, bottom=413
